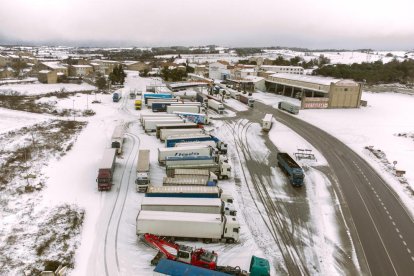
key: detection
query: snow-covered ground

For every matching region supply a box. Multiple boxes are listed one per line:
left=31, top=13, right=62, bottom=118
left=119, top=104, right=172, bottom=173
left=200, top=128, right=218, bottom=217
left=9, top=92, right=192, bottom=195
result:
left=1, top=67, right=412, bottom=275
left=0, top=82, right=96, bottom=96
left=253, top=90, right=414, bottom=217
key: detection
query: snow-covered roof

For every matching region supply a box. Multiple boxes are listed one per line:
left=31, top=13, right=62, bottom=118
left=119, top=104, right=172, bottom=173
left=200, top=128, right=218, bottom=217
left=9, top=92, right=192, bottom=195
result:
left=168, top=82, right=208, bottom=89
left=71, top=65, right=92, bottom=68
left=138, top=210, right=224, bottom=223
left=39, top=70, right=51, bottom=74
left=261, top=65, right=304, bottom=70
left=141, top=197, right=221, bottom=207
left=269, top=73, right=357, bottom=86
left=42, top=62, right=67, bottom=70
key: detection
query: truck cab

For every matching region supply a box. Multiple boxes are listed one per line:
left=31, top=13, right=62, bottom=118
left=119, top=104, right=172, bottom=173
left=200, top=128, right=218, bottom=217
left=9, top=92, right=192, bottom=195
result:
left=112, top=92, right=121, bottom=102
left=223, top=215, right=240, bottom=243
left=223, top=202, right=237, bottom=216
left=217, top=141, right=228, bottom=154
left=220, top=193, right=234, bottom=204
left=136, top=172, right=150, bottom=192
left=219, top=162, right=231, bottom=180
left=248, top=98, right=255, bottom=107
left=135, top=99, right=142, bottom=110
left=291, top=168, right=304, bottom=186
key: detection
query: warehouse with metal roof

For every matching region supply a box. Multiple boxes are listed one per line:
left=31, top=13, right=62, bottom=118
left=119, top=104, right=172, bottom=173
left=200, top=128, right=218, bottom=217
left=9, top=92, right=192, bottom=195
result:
left=265, top=73, right=363, bottom=109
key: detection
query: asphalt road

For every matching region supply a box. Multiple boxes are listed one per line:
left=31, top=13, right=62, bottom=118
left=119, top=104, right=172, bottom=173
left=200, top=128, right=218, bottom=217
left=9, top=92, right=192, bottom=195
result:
left=253, top=101, right=414, bottom=276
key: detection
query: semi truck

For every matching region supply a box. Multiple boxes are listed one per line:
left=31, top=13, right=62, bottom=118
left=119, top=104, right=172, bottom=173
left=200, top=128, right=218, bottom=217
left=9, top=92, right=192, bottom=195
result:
left=175, top=140, right=217, bottom=149
left=239, top=94, right=255, bottom=107
left=136, top=149, right=151, bottom=192
left=196, top=92, right=209, bottom=105
left=152, top=102, right=175, bottom=112
left=278, top=101, right=300, bottom=115
left=159, top=127, right=204, bottom=141
left=158, top=145, right=218, bottom=164
left=111, top=125, right=125, bottom=154
left=143, top=93, right=173, bottom=104
left=262, top=113, right=273, bottom=131
left=174, top=112, right=210, bottom=125
left=140, top=114, right=178, bottom=124
left=145, top=185, right=233, bottom=203
left=165, top=134, right=228, bottom=153
left=136, top=210, right=240, bottom=243
left=134, top=99, right=142, bottom=110
left=143, top=119, right=185, bottom=132
left=147, top=98, right=180, bottom=108
left=141, top=197, right=236, bottom=216
left=166, top=168, right=218, bottom=182
left=208, top=99, right=225, bottom=114
left=112, top=91, right=122, bottom=102
left=277, top=152, right=305, bottom=187
left=96, top=148, right=117, bottom=191
left=165, top=156, right=231, bottom=180
left=165, top=155, right=227, bottom=167
left=166, top=104, right=203, bottom=114
left=163, top=176, right=216, bottom=186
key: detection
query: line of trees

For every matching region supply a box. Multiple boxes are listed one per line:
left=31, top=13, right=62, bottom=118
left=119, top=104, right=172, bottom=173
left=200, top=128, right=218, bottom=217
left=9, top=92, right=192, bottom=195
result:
left=314, top=59, right=414, bottom=84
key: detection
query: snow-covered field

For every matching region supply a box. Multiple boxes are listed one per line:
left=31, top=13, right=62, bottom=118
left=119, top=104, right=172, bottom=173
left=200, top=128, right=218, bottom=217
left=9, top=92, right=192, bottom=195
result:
left=1, top=66, right=413, bottom=275
left=253, top=90, right=414, bottom=217
left=0, top=82, right=96, bottom=96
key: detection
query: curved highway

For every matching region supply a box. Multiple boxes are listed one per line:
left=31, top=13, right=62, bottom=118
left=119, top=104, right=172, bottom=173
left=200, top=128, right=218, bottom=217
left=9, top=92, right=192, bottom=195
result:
left=254, top=101, right=414, bottom=276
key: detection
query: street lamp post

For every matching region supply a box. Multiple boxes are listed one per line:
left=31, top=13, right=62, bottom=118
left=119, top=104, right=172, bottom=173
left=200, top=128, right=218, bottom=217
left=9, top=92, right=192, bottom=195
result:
left=72, top=99, right=75, bottom=121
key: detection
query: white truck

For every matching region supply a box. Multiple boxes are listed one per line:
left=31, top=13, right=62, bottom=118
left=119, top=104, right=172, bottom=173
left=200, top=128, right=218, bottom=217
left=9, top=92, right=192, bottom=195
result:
left=158, top=145, right=218, bottom=164
left=143, top=119, right=184, bottom=132
left=147, top=98, right=180, bottom=107
left=207, top=99, right=224, bottom=114
left=166, top=168, right=218, bottom=183
left=140, top=114, right=179, bottom=124
left=166, top=104, right=203, bottom=114
left=262, top=113, right=273, bottom=131
left=111, top=125, right=125, bottom=154
left=162, top=176, right=215, bottom=186
left=136, top=210, right=240, bottom=243
left=175, top=141, right=218, bottom=150
left=165, top=156, right=231, bottom=180
left=136, top=149, right=151, bottom=192
left=159, top=128, right=204, bottom=141
left=140, top=197, right=237, bottom=216
left=145, top=185, right=234, bottom=203
left=156, top=123, right=199, bottom=139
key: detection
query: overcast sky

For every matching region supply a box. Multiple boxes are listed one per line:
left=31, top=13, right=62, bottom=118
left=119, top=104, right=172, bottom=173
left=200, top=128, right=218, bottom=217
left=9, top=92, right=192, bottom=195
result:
left=1, top=0, right=413, bottom=49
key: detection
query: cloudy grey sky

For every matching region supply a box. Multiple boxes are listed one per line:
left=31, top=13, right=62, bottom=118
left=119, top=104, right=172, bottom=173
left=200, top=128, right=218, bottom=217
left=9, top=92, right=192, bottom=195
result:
left=1, top=0, right=413, bottom=49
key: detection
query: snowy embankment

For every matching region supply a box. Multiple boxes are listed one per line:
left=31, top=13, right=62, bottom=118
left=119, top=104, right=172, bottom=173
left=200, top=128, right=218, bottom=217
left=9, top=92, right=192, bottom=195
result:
left=0, top=82, right=96, bottom=96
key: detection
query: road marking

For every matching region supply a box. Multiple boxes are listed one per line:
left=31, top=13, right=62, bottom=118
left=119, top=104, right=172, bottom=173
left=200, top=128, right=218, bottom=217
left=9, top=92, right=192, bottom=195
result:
left=385, top=210, right=389, bottom=215
left=399, top=234, right=403, bottom=239
left=408, top=248, right=411, bottom=254
left=395, top=228, right=400, bottom=233
left=411, top=256, right=414, bottom=262
left=389, top=215, right=393, bottom=220
left=403, top=241, right=407, bottom=246
left=392, top=221, right=396, bottom=226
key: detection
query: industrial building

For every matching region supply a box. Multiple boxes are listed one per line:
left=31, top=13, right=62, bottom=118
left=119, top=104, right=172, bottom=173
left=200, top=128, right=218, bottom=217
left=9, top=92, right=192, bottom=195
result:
left=260, top=65, right=304, bottom=75
left=265, top=73, right=362, bottom=109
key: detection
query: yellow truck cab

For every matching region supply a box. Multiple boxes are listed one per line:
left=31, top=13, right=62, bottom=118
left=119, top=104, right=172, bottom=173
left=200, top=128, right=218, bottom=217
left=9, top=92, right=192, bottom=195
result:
left=135, top=99, right=142, bottom=110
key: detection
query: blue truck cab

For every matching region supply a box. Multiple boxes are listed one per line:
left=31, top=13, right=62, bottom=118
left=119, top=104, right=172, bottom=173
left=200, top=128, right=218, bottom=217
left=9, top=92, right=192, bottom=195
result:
left=277, top=152, right=304, bottom=187
left=112, top=92, right=121, bottom=102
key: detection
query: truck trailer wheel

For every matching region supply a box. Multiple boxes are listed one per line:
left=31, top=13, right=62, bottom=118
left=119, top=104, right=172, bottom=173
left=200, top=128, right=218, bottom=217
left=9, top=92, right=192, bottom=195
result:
left=226, top=238, right=235, bottom=244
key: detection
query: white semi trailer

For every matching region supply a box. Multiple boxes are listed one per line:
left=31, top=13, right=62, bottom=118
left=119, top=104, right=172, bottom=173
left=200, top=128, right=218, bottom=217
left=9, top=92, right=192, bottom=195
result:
left=166, top=104, right=203, bottom=114
left=136, top=210, right=240, bottom=243
left=207, top=99, right=224, bottom=114
left=166, top=168, right=218, bottom=182
left=159, top=128, right=204, bottom=141
left=162, top=176, right=213, bottom=186
left=140, top=197, right=237, bottom=216
left=140, top=114, right=179, bottom=124
left=158, top=145, right=217, bottom=164
left=136, top=149, right=151, bottom=192
left=143, top=119, right=184, bottom=132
